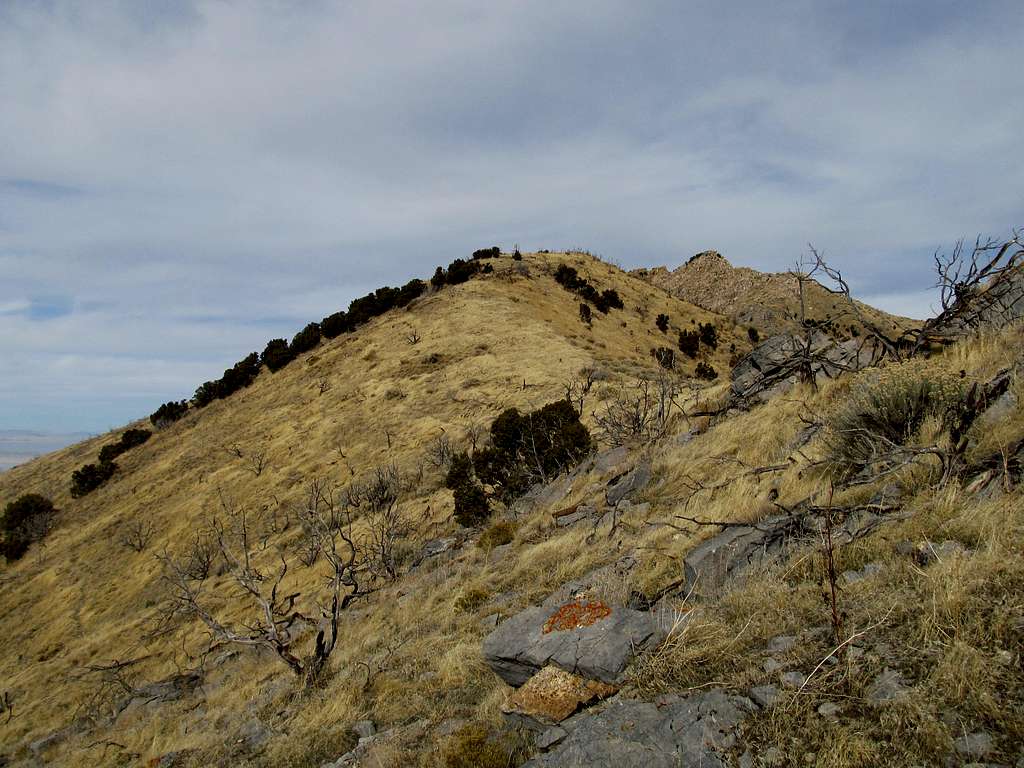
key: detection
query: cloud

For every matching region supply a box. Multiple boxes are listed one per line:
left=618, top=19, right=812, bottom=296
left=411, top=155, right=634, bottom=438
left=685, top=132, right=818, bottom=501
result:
left=0, top=0, right=1022, bottom=430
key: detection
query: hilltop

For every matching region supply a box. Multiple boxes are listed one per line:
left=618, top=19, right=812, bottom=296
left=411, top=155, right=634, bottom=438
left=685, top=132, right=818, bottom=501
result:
left=0, top=243, right=1022, bottom=768
left=633, top=250, right=914, bottom=340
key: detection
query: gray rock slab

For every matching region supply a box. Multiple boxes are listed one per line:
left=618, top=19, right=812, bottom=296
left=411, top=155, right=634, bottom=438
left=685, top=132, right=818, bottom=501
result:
left=522, top=690, right=754, bottom=768
left=682, top=515, right=801, bottom=596
left=605, top=459, right=652, bottom=507
left=483, top=598, right=666, bottom=686
left=954, top=732, right=994, bottom=759
left=749, top=685, right=781, bottom=708
left=866, top=668, right=909, bottom=705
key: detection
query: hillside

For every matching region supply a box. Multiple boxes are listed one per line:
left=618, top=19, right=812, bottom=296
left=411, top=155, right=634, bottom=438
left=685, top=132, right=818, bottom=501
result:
left=1, top=248, right=1022, bottom=768
left=633, top=250, right=914, bottom=340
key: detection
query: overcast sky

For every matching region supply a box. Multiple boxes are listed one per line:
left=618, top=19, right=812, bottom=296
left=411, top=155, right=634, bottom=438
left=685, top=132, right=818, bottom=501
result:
left=1, top=1, right=1022, bottom=433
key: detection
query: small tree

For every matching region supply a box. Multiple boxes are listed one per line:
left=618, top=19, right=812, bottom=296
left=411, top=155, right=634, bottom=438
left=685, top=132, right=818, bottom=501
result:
left=698, top=322, right=718, bottom=350
left=678, top=330, right=700, bottom=358
left=1, top=494, right=55, bottom=560
left=261, top=338, right=295, bottom=372
left=150, top=400, right=188, bottom=429
left=655, top=314, right=670, bottom=333
left=71, top=460, right=117, bottom=498
left=579, top=303, right=593, bottom=325
left=291, top=323, right=322, bottom=356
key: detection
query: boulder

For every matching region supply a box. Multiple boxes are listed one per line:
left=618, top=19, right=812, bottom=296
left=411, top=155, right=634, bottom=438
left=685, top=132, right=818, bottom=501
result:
left=502, top=665, right=618, bottom=729
left=731, top=332, right=882, bottom=403
left=605, top=459, right=652, bottom=507
left=483, top=591, right=665, bottom=686
left=521, top=689, right=754, bottom=768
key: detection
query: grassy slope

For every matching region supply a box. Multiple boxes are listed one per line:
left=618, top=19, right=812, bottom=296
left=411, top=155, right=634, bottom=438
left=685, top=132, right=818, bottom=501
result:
left=2, top=252, right=1020, bottom=767
left=0, top=251, right=740, bottom=766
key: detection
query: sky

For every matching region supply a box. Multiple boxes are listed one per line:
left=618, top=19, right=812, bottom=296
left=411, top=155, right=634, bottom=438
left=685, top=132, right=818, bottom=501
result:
left=1, top=0, right=1022, bottom=433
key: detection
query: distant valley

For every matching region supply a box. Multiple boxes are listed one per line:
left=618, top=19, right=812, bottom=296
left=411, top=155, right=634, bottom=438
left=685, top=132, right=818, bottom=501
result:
left=0, top=430, right=91, bottom=472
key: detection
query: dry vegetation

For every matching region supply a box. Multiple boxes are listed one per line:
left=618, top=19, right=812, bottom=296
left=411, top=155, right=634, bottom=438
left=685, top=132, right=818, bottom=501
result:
left=0, top=248, right=1020, bottom=767
left=0, top=251, right=739, bottom=766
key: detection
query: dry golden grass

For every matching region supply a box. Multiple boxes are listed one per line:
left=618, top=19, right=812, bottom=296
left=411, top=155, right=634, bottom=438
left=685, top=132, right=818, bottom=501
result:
left=1, top=252, right=1020, bottom=767
left=0, top=250, right=738, bottom=766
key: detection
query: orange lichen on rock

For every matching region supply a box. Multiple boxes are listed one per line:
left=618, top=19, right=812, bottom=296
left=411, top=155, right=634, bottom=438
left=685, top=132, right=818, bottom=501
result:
left=542, top=599, right=612, bottom=633
left=503, top=665, right=619, bottom=724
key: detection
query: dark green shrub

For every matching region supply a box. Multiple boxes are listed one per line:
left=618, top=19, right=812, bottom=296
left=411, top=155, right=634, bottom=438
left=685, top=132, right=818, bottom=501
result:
left=396, top=278, right=426, bottom=307
left=699, top=322, right=718, bottom=350
left=71, top=460, right=117, bottom=498
left=473, top=399, right=591, bottom=503
left=216, top=352, right=261, bottom=397
left=579, top=303, right=592, bottom=325
left=554, top=264, right=580, bottom=289
left=512, top=249, right=523, bottom=261
left=1, top=493, right=55, bottom=560
left=96, top=427, right=151, bottom=466
left=678, top=330, right=700, bottom=358
left=445, top=452, right=474, bottom=491
left=453, top=483, right=490, bottom=527
left=348, top=292, right=381, bottom=326
left=291, top=323, right=321, bottom=355
left=149, top=400, right=188, bottom=428
left=261, top=338, right=295, bottom=372
left=431, top=266, right=447, bottom=289
left=652, top=346, right=674, bottom=370
left=748, top=327, right=760, bottom=344
left=321, top=310, right=351, bottom=339
left=656, top=313, right=670, bottom=332
left=695, top=361, right=718, bottom=380
left=601, top=289, right=623, bottom=310
left=472, top=246, right=500, bottom=260
left=446, top=258, right=479, bottom=285
left=193, top=380, right=220, bottom=408
left=482, top=263, right=494, bottom=274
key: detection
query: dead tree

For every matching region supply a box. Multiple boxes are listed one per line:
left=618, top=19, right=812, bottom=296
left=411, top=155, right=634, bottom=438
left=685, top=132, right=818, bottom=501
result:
left=564, top=367, right=599, bottom=414
left=362, top=500, right=410, bottom=581
left=427, top=434, right=454, bottom=468
left=593, top=375, right=682, bottom=446
left=158, top=484, right=369, bottom=686
left=247, top=450, right=268, bottom=477
left=119, top=520, right=154, bottom=552
left=912, top=231, right=1024, bottom=350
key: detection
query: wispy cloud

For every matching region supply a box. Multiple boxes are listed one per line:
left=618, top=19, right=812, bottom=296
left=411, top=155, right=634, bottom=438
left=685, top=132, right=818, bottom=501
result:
left=0, top=0, right=1021, bottom=430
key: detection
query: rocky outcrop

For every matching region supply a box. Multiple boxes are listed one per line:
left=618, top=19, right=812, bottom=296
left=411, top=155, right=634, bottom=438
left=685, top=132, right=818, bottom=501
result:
left=522, top=689, right=755, bottom=767
left=483, top=587, right=664, bottom=686
left=682, top=515, right=804, bottom=597
left=731, top=332, right=883, bottom=403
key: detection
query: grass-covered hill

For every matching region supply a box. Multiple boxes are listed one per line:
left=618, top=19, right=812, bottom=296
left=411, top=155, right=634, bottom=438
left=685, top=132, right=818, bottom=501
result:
left=1, top=246, right=1021, bottom=768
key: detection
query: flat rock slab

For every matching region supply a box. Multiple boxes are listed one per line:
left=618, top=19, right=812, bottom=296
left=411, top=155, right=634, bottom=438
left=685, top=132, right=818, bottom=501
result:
left=522, top=690, right=754, bottom=768
left=503, top=665, right=618, bottom=728
left=483, top=594, right=664, bottom=686
left=683, top=515, right=801, bottom=596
